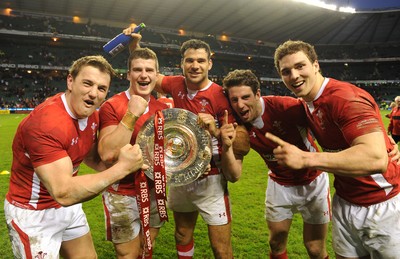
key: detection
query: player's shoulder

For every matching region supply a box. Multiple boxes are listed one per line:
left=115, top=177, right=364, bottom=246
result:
left=326, top=78, right=361, bottom=97
left=164, top=75, right=185, bottom=84
left=30, top=94, right=66, bottom=120
left=25, top=99, right=75, bottom=139
left=100, top=91, right=128, bottom=113
left=104, top=91, right=128, bottom=104
left=326, top=78, right=374, bottom=105
left=206, top=81, right=226, bottom=96
left=263, top=95, right=301, bottom=110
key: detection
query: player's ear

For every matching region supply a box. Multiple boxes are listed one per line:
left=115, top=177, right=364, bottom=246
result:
left=66, top=74, right=73, bottom=92
left=313, top=60, right=320, bottom=74
left=256, top=89, right=261, bottom=99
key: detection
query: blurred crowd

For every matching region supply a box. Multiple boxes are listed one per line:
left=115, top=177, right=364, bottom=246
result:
left=1, top=13, right=399, bottom=109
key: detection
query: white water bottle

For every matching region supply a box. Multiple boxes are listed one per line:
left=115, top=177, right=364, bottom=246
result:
left=103, top=23, right=146, bottom=57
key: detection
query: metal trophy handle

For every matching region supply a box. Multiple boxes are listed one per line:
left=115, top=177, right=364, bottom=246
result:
left=136, top=108, right=212, bottom=186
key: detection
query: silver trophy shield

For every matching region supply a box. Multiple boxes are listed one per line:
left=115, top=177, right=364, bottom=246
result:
left=135, top=108, right=212, bottom=186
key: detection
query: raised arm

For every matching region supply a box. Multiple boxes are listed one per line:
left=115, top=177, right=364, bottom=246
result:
left=124, top=25, right=142, bottom=53
left=198, top=111, right=244, bottom=182
left=98, top=95, right=148, bottom=165
left=219, top=110, right=244, bottom=182
left=124, top=25, right=166, bottom=95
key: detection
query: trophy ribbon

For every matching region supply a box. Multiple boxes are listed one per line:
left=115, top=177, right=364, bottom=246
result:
left=134, top=110, right=169, bottom=259
left=153, top=110, right=168, bottom=222
left=135, top=171, right=152, bottom=258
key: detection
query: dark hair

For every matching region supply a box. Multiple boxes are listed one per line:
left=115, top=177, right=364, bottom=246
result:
left=180, top=39, right=212, bottom=59
left=128, top=47, right=159, bottom=71
left=223, top=69, right=260, bottom=95
left=274, top=40, right=318, bottom=74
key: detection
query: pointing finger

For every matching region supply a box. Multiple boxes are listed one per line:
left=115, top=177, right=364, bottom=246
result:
left=265, top=132, right=288, bottom=147
left=223, top=110, right=229, bottom=125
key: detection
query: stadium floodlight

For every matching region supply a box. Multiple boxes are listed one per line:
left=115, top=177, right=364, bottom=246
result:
left=292, top=0, right=356, bottom=13
left=293, top=0, right=337, bottom=11
left=339, top=6, right=356, bottom=13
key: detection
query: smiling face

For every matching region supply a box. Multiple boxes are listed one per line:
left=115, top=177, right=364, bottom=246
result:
left=181, top=48, right=212, bottom=89
left=228, top=85, right=262, bottom=123
left=66, top=65, right=110, bottom=119
left=127, top=58, right=158, bottom=100
left=276, top=47, right=323, bottom=101
left=278, top=51, right=322, bottom=102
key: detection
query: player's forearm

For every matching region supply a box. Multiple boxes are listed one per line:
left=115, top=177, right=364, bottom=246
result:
left=98, top=126, right=136, bottom=165
left=56, top=163, right=131, bottom=206
left=82, top=143, right=108, bottom=171
left=84, top=155, right=107, bottom=172
left=305, top=145, right=388, bottom=177
left=128, top=40, right=140, bottom=53
left=221, top=147, right=242, bottom=182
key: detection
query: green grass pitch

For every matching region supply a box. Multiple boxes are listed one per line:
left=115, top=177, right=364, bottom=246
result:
left=0, top=110, right=391, bottom=258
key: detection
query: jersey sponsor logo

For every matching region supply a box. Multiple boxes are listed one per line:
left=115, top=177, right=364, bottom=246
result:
left=356, top=118, right=379, bottom=130
left=11, top=200, right=34, bottom=209
left=322, top=147, right=343, bottom=152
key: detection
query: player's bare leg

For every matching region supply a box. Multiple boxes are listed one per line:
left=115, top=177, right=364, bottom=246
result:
left=303, top=222, right=329, bottom=259
left=113, top=236, right=141, bottom=259
left=208, top=223, right=233, bottom=259
left=267, top=219, right=291, bottom=256
left=60, top=232, right=97, bottom=259
left=112, top=226, right=160, bottom=259
left=174, top=211, right=198, bottom=257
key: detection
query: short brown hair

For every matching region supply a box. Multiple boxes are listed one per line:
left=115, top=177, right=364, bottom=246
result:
left=274, top=40, right=318, bottom=74
left=180, top=39, right=212, bottom=60
left=223, top=69, right=260, bottom=95
left=128, top=47, right=159, bottom=71
left=69, top=55, right=116, bottom=79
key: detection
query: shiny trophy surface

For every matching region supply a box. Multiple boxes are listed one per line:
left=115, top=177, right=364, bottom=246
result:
left=136, top=108, right=212, bottom=186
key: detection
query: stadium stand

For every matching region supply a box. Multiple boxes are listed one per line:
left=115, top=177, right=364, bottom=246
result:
left=0, top=12, right=399, bottom=109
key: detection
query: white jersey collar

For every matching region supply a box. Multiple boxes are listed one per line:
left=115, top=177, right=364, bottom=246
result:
left=251, top=97, right=265, bottom=129
left=61, top=93, right=88, bottom=131
left=305, top=78, right=330, bottom=113
left=187, top=80, right=212, bottom=100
